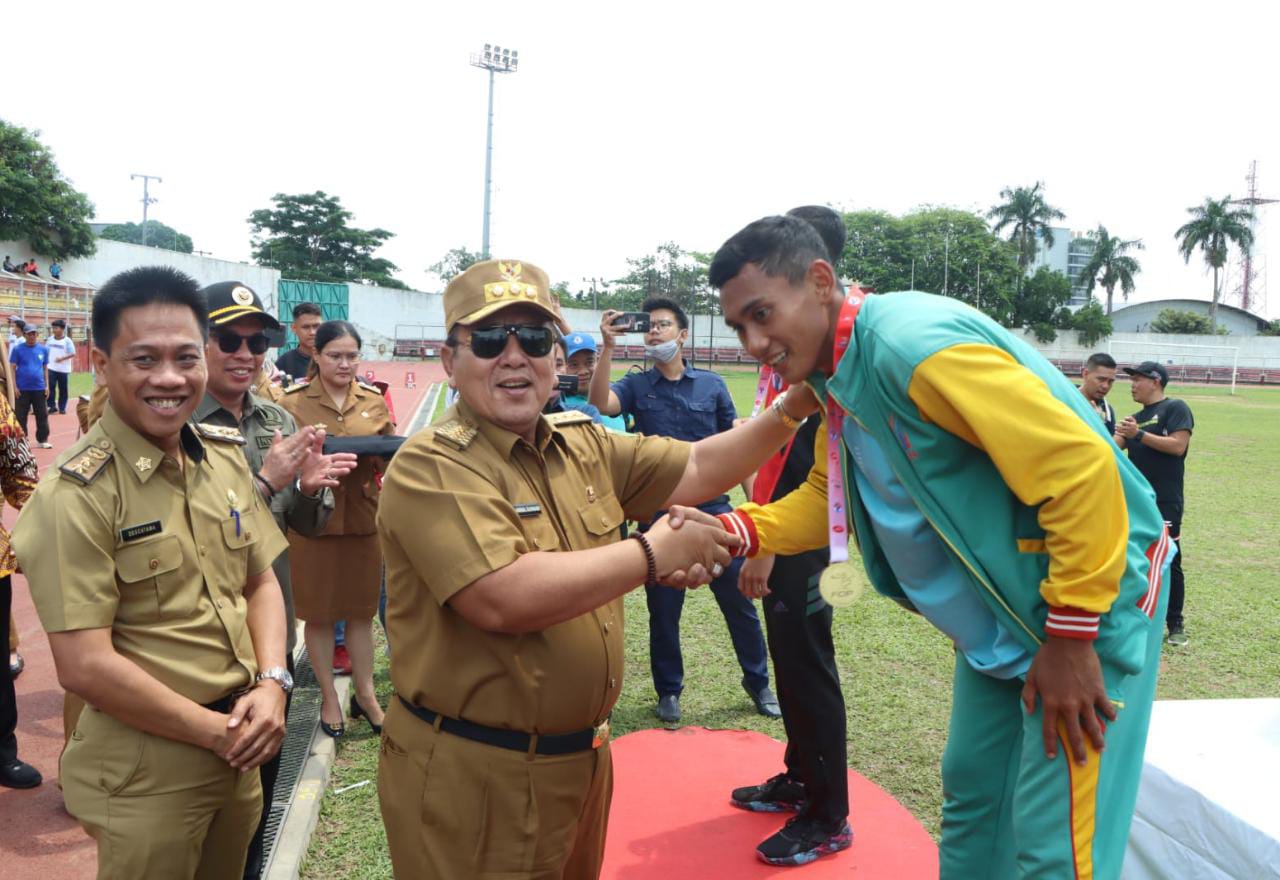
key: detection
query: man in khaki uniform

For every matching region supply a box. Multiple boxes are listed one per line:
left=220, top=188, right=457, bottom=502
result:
left=12, top=266, right=292, bottom=880
left=195, top=280, right=358, bottom=879
left=377, top=259, right=818, bottom=879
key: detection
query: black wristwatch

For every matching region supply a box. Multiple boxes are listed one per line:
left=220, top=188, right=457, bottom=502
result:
left=1134, top=429, right=1147, bottom=444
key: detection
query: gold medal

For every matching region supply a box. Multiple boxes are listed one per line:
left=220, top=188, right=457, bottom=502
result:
left=819, top=561, right=868, bottom=608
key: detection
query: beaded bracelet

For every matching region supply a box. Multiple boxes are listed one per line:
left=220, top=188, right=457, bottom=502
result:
left=629, top=532, right=658, bottom=587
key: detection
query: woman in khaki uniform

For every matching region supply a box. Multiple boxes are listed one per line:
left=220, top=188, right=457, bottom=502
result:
left=280, top=321, right=392, bottom=736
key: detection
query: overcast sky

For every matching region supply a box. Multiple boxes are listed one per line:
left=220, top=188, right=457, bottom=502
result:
left=16, top=1, right=1280, bottom=316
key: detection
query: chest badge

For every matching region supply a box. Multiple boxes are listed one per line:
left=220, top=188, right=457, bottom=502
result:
left=514, top=503, right=542, bottom=518
left=135, top=456, right=152, bottom=472
left=586, top=485, right=596, bottom=503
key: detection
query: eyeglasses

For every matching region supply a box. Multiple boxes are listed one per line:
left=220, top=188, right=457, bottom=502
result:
left=650, top=320, right=677, bottom=331
left=215, top=332, right=270, bottom=355
left=321, top=351, right=360, bottom=364
left=462, top=324, right=555, bottom=359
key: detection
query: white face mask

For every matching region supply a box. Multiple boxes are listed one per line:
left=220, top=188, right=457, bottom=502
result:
left=645, top=339, right=681, bottom=364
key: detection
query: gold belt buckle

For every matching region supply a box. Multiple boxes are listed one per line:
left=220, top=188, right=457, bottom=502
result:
left=591, top=719, right=611, bottom=749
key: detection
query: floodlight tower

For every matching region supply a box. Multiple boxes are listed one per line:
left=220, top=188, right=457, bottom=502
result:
left=470, top=43, right=519, bottom=259
left=1228, top=160, right=1277, bottom=313
left=130, top=173, right=162, bottom=246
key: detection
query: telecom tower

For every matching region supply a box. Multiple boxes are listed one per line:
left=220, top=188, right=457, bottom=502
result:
left=1227, top=160, right=1276, bottom=314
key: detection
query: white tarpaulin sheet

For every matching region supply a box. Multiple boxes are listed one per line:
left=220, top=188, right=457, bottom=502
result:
left=1124, top=698, right=1280, bottom=879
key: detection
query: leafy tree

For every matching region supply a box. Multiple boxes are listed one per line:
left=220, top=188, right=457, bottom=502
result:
left=1078, top=226, right=1143, bottom=314
left=986, top=182, right=1065, bottom=273
left=1260, top=319, right=1280, bottom=337
left=1010, top=267, right=1073, bottom=342
left=428, top=246, right=483, bottom=284
left=1149, top=308, right=1219, bottom=335
left=598, top=242, right=716, bottom=314
left=99, top=220, right=194, bottom=254
left=248, top=191, right=406, bottom=289
left=1174, top=196, right=1254, bottom=329
left=838, top=207, right=1021, bottom=324
left=1071, top=301, right=1112, bottom=347
left=0, top=119, right=95, bottom=259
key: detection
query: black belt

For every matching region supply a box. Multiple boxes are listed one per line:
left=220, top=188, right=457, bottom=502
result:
left=203, top=694, right=237, bottom=714
left=397, top=695, right=608, bottom=756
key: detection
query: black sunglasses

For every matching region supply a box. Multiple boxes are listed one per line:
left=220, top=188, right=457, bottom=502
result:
left=464, top=324, right=555, bottom=359
left=215, top=331, right=270, bottom=355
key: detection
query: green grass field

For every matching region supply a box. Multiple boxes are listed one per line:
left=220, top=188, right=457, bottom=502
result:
left=302, top=368, right=1280, bottom=878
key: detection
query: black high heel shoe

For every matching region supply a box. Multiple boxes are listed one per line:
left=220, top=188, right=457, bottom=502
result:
left=319, top=715, right=345, bottom=738
left=350, top=693, right=383, bottom=734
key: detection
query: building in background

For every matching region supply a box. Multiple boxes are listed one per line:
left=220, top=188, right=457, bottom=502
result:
left=1030, top=226, right=1097, bottom=308
left=1109, top=299, right=1270, bottom=336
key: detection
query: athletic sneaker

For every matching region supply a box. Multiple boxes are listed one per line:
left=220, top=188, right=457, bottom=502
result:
left=731, top=773, right=806, bottom=813
left=756, top=815, right=853, bottom=866
left=1166, top=626, right=1189, bottom=647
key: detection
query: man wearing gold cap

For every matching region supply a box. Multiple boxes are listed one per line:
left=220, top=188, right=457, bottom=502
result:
left=376, top=258, right=817, bottom=879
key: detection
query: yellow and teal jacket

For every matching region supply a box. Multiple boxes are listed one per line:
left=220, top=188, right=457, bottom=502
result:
left=722, top=292, right=1171, bottom=696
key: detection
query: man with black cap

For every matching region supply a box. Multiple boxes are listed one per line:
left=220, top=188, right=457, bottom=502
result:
left=1117, top=361, right=1194, bottom=646
left=194, top=281, right=358, bottom=878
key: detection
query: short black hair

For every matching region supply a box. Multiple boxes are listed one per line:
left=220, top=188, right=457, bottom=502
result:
left=786, top=205, right=846, bottom=264
left=51, top=318, right=66, bottom=328
left=314, top=320, right=362, bottom=354
left=1086, top=352, right=1116, bottom=370
left=642, top=296, right=688, bottom=330
left=92, top=265, right=207, bottom=353
left=708, top=215, right=830, bottom=290
left=293, top=302, right=323, bottom=320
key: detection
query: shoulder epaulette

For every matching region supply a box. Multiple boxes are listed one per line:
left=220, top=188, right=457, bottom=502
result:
left=545, top=410, right=594, bottom=427
left=59, top=440, right=114, bottom=485
left=433, top=419, right=478, bottom=450
left=194, top=423, right=247, bottom=445
left=282, top=383, right=308, bottom=394
left=358, top=380, right=381, bottom=393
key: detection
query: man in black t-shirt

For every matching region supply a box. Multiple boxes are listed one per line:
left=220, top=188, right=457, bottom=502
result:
left=273, top=302, right=323, bottom=385
left=1117, top=361, right=1194, bottom=646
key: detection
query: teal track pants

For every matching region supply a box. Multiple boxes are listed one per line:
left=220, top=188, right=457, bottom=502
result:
left=938, top=604, right=1166, bottom=879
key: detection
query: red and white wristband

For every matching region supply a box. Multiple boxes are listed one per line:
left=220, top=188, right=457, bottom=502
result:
left=716, top=510, right=760, bottom=559
left=1045, top=606, right=1100, bottom=641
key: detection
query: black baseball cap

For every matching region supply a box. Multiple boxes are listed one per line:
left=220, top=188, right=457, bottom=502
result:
left=1123, top=361, right=1169, bottom=386
left=202, top=282, right=283, bottom=331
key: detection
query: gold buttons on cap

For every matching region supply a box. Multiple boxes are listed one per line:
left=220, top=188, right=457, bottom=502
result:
left=148, top=558, right=159, bottom=570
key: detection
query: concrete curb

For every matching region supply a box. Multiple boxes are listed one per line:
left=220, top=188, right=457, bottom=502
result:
left=264, top=676, right=351, bottom=880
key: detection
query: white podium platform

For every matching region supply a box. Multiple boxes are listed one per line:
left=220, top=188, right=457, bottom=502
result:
left=1125, top=699, right=1280, bottom=879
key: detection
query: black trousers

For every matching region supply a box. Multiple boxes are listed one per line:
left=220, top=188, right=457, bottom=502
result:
left=1159, top=504, right=1185, bottom=630
left=761, top=551, right=848, bottom=825
left=242, top=653, right=296, bottom=879
left=15, top=390, right=48, bottom=444
left=1, top=576, right=18, bottom=763
left=46, top=372, right=69, bottom=413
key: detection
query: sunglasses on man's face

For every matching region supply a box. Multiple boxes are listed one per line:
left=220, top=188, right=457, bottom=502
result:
left=463, top=324, right=555, bottom=359
left=215, top=331, right=270, bottom=355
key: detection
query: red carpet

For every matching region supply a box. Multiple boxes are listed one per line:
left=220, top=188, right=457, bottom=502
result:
left=601, top=727, right=937, bottom=879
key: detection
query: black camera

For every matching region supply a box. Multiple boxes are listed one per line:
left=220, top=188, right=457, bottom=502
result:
left=610, top=312, right=651, bottom=333
left=556, top=374, right=580, bottom=394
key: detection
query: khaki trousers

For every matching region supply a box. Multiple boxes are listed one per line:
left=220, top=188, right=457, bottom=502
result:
left=377, top=698, right=613, bottom=879
left=62, top=707, right=261, bottom=880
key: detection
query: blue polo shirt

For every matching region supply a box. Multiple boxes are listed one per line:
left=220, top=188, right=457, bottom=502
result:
left=612, top=360, right=737, bottom=511
left=10, top=342, right=49, bottom=392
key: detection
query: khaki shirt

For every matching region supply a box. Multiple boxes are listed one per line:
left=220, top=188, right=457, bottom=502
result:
left=13, top=404, right=287, bottom=705
left=377, top=401, right=689, bottom=734
left=194, top=391, right=333, bottom=655
left=280, top=379, right=394, bottom=536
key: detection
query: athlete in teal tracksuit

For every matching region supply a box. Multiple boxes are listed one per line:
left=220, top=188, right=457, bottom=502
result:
left=709, top=214, right=1172, bottom=879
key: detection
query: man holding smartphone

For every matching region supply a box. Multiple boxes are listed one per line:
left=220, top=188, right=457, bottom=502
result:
left=589, top=299, right=778, bottom=723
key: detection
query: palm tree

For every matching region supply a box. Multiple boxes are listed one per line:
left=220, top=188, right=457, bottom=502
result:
left=1079, top=226, right=1144, bottom=314
left=1175, top=196, right=1254, bottom=328
left=987, top=182, right=1066, bottom=272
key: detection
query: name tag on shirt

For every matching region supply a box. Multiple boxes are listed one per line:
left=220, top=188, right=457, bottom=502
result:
left=514, top=503, right=542, bottom=518
left=120, top=521, right=162, bottom=542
